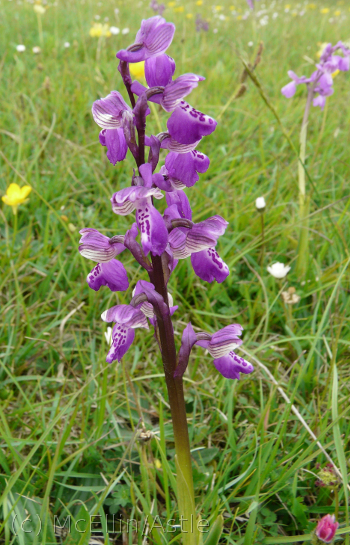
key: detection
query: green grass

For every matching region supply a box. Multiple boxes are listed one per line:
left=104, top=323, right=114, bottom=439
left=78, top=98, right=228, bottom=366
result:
left=1, top=0, right=350, bottom=543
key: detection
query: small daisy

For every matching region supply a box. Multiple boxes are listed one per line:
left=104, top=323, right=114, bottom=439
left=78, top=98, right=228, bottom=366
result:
left=32, top=46, right=41, bottom=54
left=122, top=27, right=130, bottom=35
left=110, top=26, right=120, bottom=34
left=16, top=44, right=26, bottom=52
left=64, top=41, right=70, bottom=48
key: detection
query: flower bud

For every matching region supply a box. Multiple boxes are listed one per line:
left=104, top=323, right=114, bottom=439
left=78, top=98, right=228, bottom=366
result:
left=315, top=515, right=338, bottom=543
left=255, top=196, right=266, bottom=211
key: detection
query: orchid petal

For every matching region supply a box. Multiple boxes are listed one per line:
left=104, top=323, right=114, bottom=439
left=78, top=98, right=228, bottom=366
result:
left=136, top=198, right=168, bottom=255
left=106, top=326, right=135, bottom=363
left=167, top=101, right=217, bottom=145
left=145, top=54, right=176, bottom=87
left=213, top=351, right=254, bottom=379
left=87, top=260, right=129, bottom=292
left=191, top=248, right=229, bottom=283
left=92, top=91, right=131, bottom=129
left=79, top=228, right=125, bottom=262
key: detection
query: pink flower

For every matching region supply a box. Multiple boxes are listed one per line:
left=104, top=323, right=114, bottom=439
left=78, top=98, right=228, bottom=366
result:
left=315, top=515, right=339, bottom=543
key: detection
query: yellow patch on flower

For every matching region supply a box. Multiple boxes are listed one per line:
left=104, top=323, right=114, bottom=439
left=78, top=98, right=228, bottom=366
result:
left=89, top=22, right=111, bottom=38
left=2, top=183, right=32, bottom=214
left=334, top=10, right=341, bottom=15
left=285, top=4, right=291, bottom=8
left=129, top=61, right=145, bottom=80
left=214, top=5, right=223, bottom=10
left=237, top=14, right=242, bottom=20
left=174, top=6, right=184, bottom=11
left=320, top=7, right=330, bottom=14
left=196, top=0, right=203, bottom=4
left=168, top=1, right=176, bottom=6
left=332, top=69, right=340, bottom=78
left=186, top=13, right=193, bottom=18
left=317, top=42, right=328, bottom=58
left=34, top=3, right=46, bottom=14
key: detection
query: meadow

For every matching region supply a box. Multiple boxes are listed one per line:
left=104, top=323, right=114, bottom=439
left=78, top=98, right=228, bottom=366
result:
left=1, top=0, right=350, bottom=543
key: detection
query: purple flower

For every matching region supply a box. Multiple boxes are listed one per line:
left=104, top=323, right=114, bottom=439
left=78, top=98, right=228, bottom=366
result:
left=131, top=71, right=205, bottom=113
left=195, top=15, right=209, bottom=32
left=281, top=42, right=350, bottom=109
left=168, top=215, right=228, bottom=259
left=150, top=0, right=165, bottom=15
left=79, top=228, right=125, bottom=262
left=174, top=323, right=253, bottom=380
left=133, top=279, right=178, bottom=320
left=213, top=351, right=254, bottom=380
left=246, top=0, right=260, bottom=9
left=315, top=515, right=339, bottom=543
left=175, top=323, right=253, bottom=380
left=281, top=71, right=312, bottom=98
left=165, top=149, right=210, bottom=187
left=145, top=54, right=175, bottom=87
left=161, top=74, right=205, bottom=112
left=167, top=101, right=217, bottom=145
left=111, top=184, right=168, bottom=256
left=99, top=128, right=128, bottom=165
left=191, top=247, right=229, bottom=283
left=111, top=186, right=163, bottom=215
left=92, top=91, right=132, bottom=129
left=133, top=279, right=157, bottom=317
left=101, top=304, right=149, bottom=362
left=116, top=16, right=175, bottom=63
left=196, top=324, right=243, bottom=358
left=166, top=190, right=192, bottom=220
left=87, top=260, right=129, bottom=292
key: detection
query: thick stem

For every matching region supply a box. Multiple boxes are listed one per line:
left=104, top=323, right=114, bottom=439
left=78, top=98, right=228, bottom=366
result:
left=151, top=254, right=197, bottom=544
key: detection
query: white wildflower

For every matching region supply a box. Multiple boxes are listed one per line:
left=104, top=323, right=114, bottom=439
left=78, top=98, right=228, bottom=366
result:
left=267, top=262, right=291, bottom=279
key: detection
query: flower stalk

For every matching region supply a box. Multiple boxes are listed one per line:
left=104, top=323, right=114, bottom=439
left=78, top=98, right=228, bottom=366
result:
left=79, top=16, right=254, bottom=543
left=281, top=42, right=350, bottom=277
left=296, top=84, right=313, bottom=278
left=151, top=253, right=197, bottom=544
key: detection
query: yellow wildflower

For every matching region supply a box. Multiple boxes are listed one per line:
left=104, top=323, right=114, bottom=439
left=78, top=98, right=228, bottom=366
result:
left=308, top=3, right=316, bottom=8
left=334, top=10, right=341, bottom=15
left=237, top=14, right=242, bottom=20
left=196, top=0, right=203, bottom=5
left=186, top=13, right=193, bottom=18
left=2, top=183, right=32, bottom=214
left=34, top=3, right=46, bottom=14
left=229, top=5, right=235, bottom=9
left=174, top=5, right=184, bottom=11
left=320, top=7, right=330, bottom=14
left=129, top=61, right=145, bottom=80
left=215, top=5, right=223, bottom=10
left=168, top=1, right=176, bottom=6
left=89, top=22, right=111, bottom=38
left=285, top=4, right=291, bottom=8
